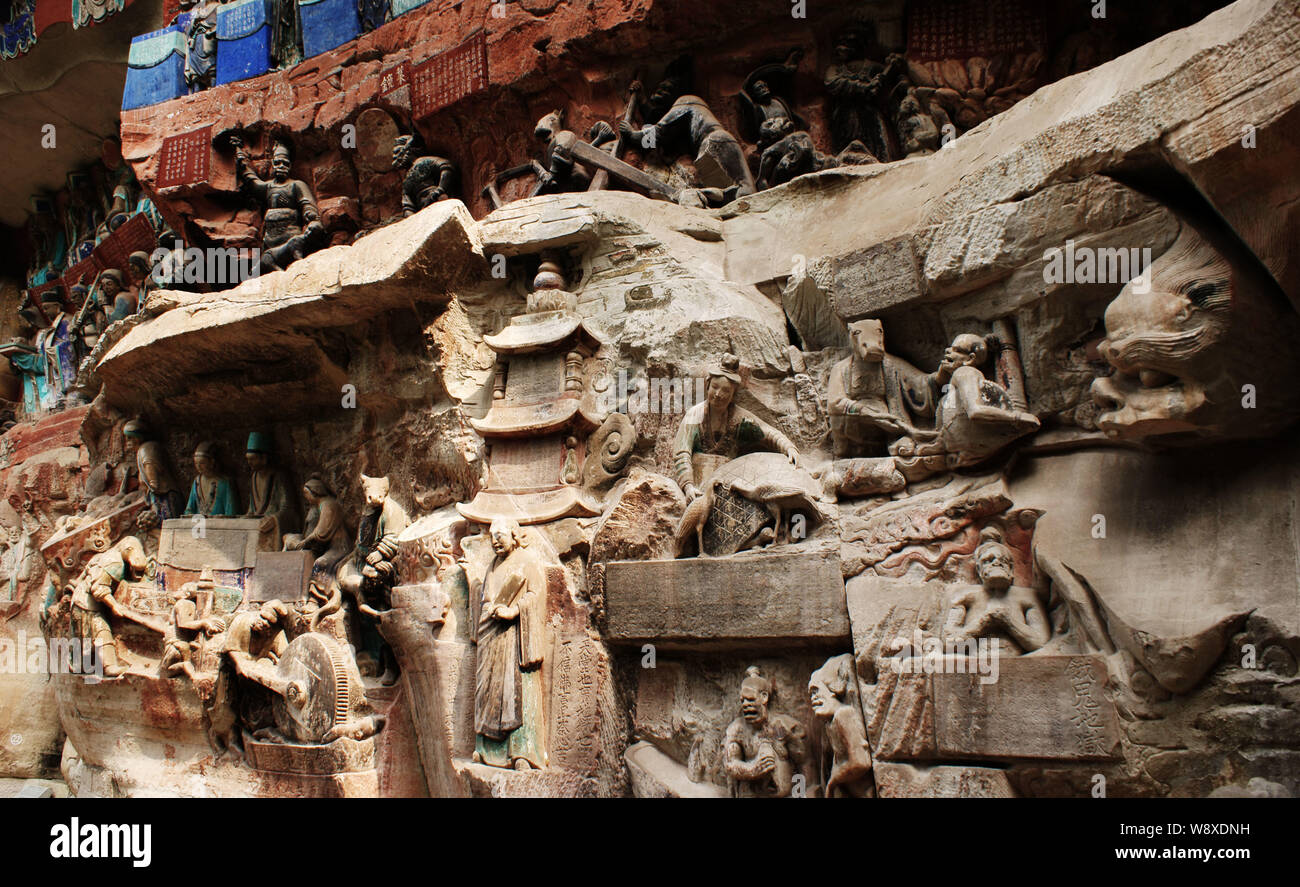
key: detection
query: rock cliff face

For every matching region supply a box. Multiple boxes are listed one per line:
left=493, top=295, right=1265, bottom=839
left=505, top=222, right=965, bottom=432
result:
left=1, top=0, right=1297, bottom=798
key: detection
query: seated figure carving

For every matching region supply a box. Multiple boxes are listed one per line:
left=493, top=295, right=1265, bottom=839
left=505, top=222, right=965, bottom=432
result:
left=944, top=528, right=1051, bottom=657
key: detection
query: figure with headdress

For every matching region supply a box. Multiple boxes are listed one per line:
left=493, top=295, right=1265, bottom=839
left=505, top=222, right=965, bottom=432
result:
left=35, top=288, right=78, bottom=407
left=671, top=352, right=799, bottom=501
left=184, top=0, right=221, bottom=92
left=235, top=136, right=326, bottom=273
left=391, top=134, right=458, bottom=217
left=242, top=432, right=298, bottom=550
left=184, top=441, right=239, bottom=517
left=738, top=48, right=808, bottom=142
left=945, top=527, right=1051, bottom=656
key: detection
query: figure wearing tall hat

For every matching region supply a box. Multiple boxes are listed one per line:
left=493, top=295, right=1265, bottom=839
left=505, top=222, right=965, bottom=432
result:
left=35, top=288, right=78, bottom=408
left=242, top=432, right=298, bottom=550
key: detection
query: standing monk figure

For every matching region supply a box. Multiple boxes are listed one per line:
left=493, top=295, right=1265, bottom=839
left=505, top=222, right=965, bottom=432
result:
left=473, top=518, right=547, bottom=770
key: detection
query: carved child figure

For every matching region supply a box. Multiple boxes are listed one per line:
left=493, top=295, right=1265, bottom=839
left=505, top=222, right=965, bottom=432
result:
left=723, top=667, right=807, bottom=797
left=809, top=654, right=875, bottom=797
left=945, top=528, right=1051, bottom=656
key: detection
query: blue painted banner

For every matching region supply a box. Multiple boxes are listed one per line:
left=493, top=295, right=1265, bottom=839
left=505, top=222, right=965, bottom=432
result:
left=216, top=0, right=272, bottom=85
left=299, top=0, right=359, bottom=59
left=122, top=24, right=187, bottom=110
left=389, top=0, right=429, bottom=16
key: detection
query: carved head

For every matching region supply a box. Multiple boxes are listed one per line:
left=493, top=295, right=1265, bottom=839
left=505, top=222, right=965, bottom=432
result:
left=488, top=517, right=523, bottom=557
left=98, top=269, right=123, bottom=298
left=392, top=134, right=418, bottom=171
left=939, top=333, right=988, bottom=376
left=751, top=79, right=772, bottom=102
left=128, top=251, right=152, bottom=282
left=706, top=353, right=744, bottom=412
left=1087, top=220, right=1300, bottom=441
left=271, top=142, right=292, bottom=182
left=808, top=654, right=855, bottom=721
left=974, top=527, right=1014, bottom=591
left=253, top=599, right=288, bottom=633
left=739, top=666, right=772, bottom=726
left=847, top=318, right=885, bottom=363
left=193, top=441, right=218, bottom=476
left=122, top=418, right=150, bottom=456
left=244, top=431, right=272, bottom=470
left=117, top=536, right=149, bottom=574
left=302, top=477, right=331, bottom=504
left=534, top=110, right=564, bottom=143
left=360, top=474, right=390, bottom=508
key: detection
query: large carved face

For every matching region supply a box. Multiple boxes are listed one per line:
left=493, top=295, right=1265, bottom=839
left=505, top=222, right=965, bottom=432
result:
left=705, top=376, right=736, bottom=412
left=1087, top=222, right=1300, bottom=441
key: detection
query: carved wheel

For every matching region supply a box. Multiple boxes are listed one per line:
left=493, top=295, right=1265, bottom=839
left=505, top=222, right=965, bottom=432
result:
left=272, top=633, right=355, bottom=743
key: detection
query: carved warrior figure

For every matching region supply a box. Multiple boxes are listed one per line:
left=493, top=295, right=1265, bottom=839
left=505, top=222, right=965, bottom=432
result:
left=235, top=137, right=326, bottom=273
left=283, top=478, right=350, bottom=579
left=724, top=667, right=806, bottom=797
left=391, top=135, right=458, bottom=217
left=123, top=419, right=181, bottom=528
left=69, top=536, right=151, bottom=677
left=183, top=0, right=221, bottom=92
left=620, top=94, right=756, bottom=202
left=184, top=441, right=239, bottom=518
left=809, top=654, right=874, bottom=797
left=473, top=518, right=547, bottom=770
left=944, top=528, right=1051, bottom=656
left=242, top=432, right=297, bottom=550
left=823, top=28, right=907, bottom=160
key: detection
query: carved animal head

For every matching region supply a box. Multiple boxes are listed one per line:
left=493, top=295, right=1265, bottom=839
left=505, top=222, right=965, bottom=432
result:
left=1090, top=221, right=1300, bottom=441
left=360, top=474, right=390, bottom=507
left=847, top=318, right=885, bottom=363
left=534, top=109, right=565, bottom=143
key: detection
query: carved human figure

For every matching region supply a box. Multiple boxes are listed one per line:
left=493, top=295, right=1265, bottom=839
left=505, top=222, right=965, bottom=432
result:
left=123, top=419, right=182, bottom=528
left=224, top=600, right=291, bottom=676
left=184, top=441, right=239, bottom=517
left=235, top=137, right=326, bottom=272
left=672, top=353, right=799, bottom=500
left=97, top=269, right=137, bottom=323
left=823, top=27, right=906, bottom=159
left=738, top=49, right=806, bottom=139
left=945, top=528, right=1051, bottom=656
left=270, top=0, right=302, bottom=69
left=160, top=568, right=226, bottom=678
left=809, top=654, right=874, bottom=797
left=723, top=666, right=806, bottom=798
left=283, top=478, right=351, bottom=579
left=473, top=518, right=547, bottom=771
left=0, top=522, right=37, bottom=601
left=620, top=95, right=756, bottom=200
left=242, top=432, right=297, bottom=550
left=391, top=134, right=458, bottom=216
left=184, top=0, right=221, bottom=92
left=36, top=288, right=77, bottom=406
left=755, top=116, right=875, bottom=190
left=533, top=109, right=593, bottom=194
left=895, top=89, right=940, bottom=157
left=892, top=333, right=1039, bottom=476
left=69, top=536, right=151, bottom=676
